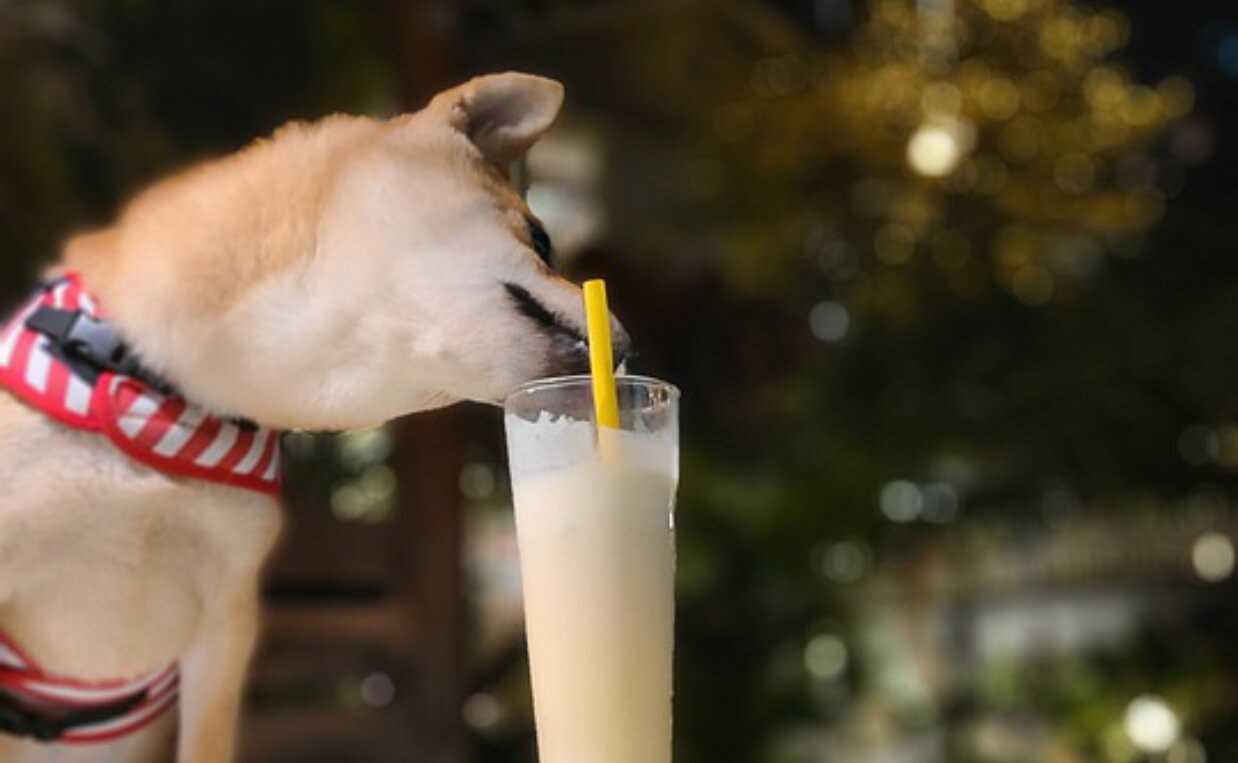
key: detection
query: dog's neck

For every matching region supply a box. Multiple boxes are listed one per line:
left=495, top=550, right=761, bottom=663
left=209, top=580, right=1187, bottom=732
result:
left=58, top=239, right=255, bottom=424
left=51, top=119, right=407, bottom=431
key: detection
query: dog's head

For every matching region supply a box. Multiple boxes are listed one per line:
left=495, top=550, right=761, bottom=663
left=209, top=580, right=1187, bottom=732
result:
left=65, top=73, right=629, bottom=430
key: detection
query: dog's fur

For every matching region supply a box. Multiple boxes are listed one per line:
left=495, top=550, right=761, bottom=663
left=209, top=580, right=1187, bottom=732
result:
left=0, top=72, right=624, bottom=763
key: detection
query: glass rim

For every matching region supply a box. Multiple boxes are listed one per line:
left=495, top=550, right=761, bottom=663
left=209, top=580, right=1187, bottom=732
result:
left=504, top=373, right=680, bottom=408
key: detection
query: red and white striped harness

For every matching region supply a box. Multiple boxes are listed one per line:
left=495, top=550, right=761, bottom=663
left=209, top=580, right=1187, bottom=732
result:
left=0, top=274, right=282, bottom=743
left=0, top=634, right=179, bottom=744
left=0, top=274, right=282, bottom=494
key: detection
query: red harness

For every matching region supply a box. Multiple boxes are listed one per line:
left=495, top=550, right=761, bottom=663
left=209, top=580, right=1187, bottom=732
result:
left=0, top=635, right=179, bottom=744
left=0, top=274, right=282, bottom=744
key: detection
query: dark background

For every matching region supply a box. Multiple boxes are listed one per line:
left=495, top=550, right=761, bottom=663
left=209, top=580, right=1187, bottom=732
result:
left=3, top=1, right=1237, bottom=761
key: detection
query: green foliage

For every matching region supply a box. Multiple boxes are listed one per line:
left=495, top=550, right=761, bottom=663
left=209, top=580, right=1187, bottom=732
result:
left=0, top=0, right=387, bottom=303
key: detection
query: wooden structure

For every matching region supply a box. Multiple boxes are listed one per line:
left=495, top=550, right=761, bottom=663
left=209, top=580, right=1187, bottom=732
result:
left=242, top=410, right=471, bottom=763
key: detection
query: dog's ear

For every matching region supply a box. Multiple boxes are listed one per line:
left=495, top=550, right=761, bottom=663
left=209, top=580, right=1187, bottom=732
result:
left=429, top=72, right=564, bottom=167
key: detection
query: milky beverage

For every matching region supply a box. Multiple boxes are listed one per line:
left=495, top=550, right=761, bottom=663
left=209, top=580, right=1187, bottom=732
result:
left=507, top=413, right=677, bottom=763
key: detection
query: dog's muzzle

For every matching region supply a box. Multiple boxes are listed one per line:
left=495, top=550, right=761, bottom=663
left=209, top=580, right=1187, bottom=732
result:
left=504, top=282, right=632, bottom=376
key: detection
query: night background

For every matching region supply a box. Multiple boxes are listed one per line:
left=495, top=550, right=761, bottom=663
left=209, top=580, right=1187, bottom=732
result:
left=2, top=0, right=1238, bottom=761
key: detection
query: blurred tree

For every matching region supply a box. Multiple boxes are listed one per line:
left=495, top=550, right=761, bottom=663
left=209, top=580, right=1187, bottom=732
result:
left=0, top=0, right=389, bottom=303
left=507, top=0, right=1238, bottom=760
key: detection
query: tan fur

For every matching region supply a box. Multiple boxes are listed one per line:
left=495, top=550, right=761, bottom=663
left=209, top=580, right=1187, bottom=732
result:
left=0, top=72, right=620, bottom=763
left=65, top=115, right=381, bottom=318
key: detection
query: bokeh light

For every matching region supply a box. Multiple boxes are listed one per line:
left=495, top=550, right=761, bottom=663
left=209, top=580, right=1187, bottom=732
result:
left=1124, top=695, right=1181, bottom=754
left=1192, top=532, right=1235, bottom=583
left=808, top=301, right=851, bottom=342
left=803, top=634, right=849, bottom=681
left=880, top=480, right=923, bottom=522
left=4, top=0, right=1233, bottom=760
left=817, top=540, right=871, bottom=583
left=463, top=693, right=503, bottom=731
left=907, top=120, right=971, bottom=177
left=359, top=672, right=396, bottom=709
left=1167, top=738, right=1208, bottom=763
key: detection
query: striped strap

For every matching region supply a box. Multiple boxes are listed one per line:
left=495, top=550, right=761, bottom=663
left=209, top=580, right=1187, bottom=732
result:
left=100, top=375, right=282, bottom=494
left=0, top=277, right=103, bottom=432
left=0, top=633, right=178, bottom=745
left=0, top=274, right=279, bottom=741
left=58, top=669, right=180, bottom=744
left=0, top=274, right=282, bottom=496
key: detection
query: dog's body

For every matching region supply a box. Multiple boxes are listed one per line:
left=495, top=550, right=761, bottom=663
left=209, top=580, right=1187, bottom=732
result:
left=0, top=398, right=275, bottom=762
left=0, top=72, right=618, bottom=762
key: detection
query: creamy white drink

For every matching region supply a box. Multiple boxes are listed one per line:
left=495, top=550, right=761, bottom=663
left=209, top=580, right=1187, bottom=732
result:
left=505, top=387, right=679, bottom=763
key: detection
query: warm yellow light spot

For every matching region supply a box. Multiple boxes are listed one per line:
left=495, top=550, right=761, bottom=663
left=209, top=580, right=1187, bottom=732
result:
left=1085, top=66, right=1127, bottom=111
left=981, top=0, right=1030, bottom=22
left=1125, top=696, right=1180, bottom=754
left=1124, top=85, right=1162, bottom=127
left=907, top=122, right=968, bottom=177
left=1040, top=17, right=1083, bottom=60
left=1193, top=532, right=1235, bottom=582
left=1086, top=12, right=1129, bottom=53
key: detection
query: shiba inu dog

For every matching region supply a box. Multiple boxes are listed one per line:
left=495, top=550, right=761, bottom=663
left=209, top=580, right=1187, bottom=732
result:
left=0, top=72, right=628, bottom=763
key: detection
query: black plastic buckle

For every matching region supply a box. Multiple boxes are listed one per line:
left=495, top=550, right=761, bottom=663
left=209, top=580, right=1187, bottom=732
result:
left=18, top=283, right=180, bottom=399
left=0, top=688, right=149, bottom=743
left=0, top=700, right=34, bottom=736
left=26, top=307, right=128, bottom=370
left=0, top=695, right=62, bottom=742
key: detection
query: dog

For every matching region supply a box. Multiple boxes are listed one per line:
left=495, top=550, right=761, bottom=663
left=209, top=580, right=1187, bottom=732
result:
left=0, top=71, right=628, bottom=763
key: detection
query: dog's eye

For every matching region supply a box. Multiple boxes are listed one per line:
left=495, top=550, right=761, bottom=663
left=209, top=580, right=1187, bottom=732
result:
left=527, top=218, right=553, bottom=264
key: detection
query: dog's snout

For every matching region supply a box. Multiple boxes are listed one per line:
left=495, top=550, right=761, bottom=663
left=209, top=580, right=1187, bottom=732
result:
left=504, top=283, right=583, bottom=342
left=504, top=281, right=631, bottom=377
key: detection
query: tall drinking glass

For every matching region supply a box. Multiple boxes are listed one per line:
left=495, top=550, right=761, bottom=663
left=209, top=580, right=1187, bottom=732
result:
left=504, top=375, right=680, bottom=763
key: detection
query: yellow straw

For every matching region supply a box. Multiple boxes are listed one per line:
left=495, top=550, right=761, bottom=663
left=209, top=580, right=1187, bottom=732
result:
left=583, top=279, right=620, bottom=429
